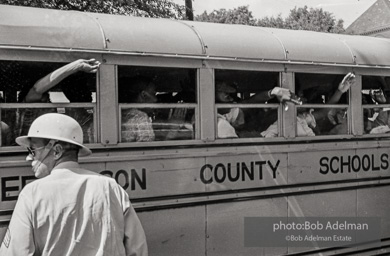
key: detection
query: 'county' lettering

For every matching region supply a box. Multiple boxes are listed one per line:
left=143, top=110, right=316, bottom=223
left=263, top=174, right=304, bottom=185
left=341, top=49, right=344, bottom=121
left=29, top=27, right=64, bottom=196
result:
left=200, top=160, right=279, bottom=184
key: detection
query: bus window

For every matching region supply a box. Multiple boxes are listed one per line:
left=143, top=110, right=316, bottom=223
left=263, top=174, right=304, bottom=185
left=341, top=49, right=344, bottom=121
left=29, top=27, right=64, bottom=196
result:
left=215, top=70, right=279, bottom=139
left=118, top=66, right=197, bottom=142
left=362, top=76, right=390, bottom=134
left=295, top=73, right=351, bottom=136
left=0, top=60, right=97, bottom=146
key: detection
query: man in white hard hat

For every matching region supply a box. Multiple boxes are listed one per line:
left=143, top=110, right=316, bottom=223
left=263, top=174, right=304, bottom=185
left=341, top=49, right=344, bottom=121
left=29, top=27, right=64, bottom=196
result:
left=0, top=113, right=148, bottom=256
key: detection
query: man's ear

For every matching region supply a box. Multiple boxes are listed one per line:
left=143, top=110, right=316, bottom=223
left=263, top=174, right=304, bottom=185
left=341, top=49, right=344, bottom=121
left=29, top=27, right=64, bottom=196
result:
left=53, top=144, right=63, bottom=160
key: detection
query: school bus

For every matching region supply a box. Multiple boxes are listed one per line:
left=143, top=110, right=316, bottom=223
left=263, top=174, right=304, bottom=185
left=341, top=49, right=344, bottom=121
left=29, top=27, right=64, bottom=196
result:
left=1, top=4, right=390, bottom=255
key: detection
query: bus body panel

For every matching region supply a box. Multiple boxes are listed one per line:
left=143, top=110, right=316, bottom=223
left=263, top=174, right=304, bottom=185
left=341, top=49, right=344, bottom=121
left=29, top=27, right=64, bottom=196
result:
left=260, top=28, right=354, bottom=64
left=1, top=145, right=390, bottom=255
left=139, top=207, right=206, bottom=256
left=0, top=5, right=104, bottom=50
left=334, top=34, right=390, bottom=66
left=206, top=198, right=288, bottom=256
left=1, top=4, right=389, bottom=67
left=357, top=186, right=390, bottom=238
left=181, top=21, right=287, bottom=60
left=88, top=13, right=205, bottom=55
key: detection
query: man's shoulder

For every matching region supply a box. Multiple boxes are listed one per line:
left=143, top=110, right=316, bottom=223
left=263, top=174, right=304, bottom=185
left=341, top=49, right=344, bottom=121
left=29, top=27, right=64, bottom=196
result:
left=74, top=168, right=116, bottom=180
left=49, top=167, right=117, bottom=186
left=18, top=177, right=45, bottom=197
left=80, top=169, right=122, bottom=188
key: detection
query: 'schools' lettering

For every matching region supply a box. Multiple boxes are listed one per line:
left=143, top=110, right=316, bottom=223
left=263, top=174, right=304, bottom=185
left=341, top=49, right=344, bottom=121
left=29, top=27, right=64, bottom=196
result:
left=319, top=154, right=389, bottom=175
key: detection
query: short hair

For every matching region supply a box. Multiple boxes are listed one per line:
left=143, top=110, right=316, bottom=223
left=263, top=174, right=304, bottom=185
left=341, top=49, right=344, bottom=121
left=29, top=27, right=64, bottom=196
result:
left=56, top=141, right=80, bottom=156
left=215, top=80, right=236, bottom=93
left=118, top=76, right=155, bottom=103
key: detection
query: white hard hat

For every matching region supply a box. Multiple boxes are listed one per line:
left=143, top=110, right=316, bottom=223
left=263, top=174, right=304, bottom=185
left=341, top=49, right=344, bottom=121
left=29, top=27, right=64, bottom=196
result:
left=16, top=113, right=92, bottom=156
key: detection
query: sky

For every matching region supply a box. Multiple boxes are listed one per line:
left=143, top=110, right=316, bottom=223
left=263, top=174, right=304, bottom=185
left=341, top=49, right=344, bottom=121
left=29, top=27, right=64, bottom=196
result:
left=172, top=0, right=378, bottom=28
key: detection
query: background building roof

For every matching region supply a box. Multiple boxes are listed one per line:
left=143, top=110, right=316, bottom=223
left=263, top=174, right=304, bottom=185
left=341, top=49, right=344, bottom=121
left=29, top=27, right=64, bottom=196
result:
left=346, top=0, right=390, bottom=37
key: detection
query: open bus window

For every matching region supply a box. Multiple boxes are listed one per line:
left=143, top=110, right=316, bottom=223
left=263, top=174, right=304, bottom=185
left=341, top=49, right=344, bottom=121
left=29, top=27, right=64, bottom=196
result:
left=0, top=60, right=97, bottom=146
left=295, top=73, right=349, bottom=105
left=295, top=73, right=350, bottom=136
left=362, top=76, right=390, bottom=134
left=294, top=107, right=349, bottom=136
left=214, top=70, right=280, bottom=139
left=118, top=66, right=197, bottom=142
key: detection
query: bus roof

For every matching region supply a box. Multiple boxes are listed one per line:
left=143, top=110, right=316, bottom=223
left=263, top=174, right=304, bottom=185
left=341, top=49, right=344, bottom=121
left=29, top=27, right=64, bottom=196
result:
left=1, top=4, right=390, bottom=67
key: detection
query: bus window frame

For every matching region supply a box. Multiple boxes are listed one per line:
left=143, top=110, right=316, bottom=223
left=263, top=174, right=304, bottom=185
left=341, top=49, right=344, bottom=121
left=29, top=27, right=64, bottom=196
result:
left=2, top=52, right=390, bottom=151
left=362, top=104, right=390, bottom=137
left=0, top=54, right=101, bottom=150
left=290, top=68, right=356, bottom=139
left=116, top=63, right=199, bottom=145
left=0, top=103, right=98, bottom=147
left=213, top=67, right=285, bottom=141
left=360, top=73, right=390, bottom=137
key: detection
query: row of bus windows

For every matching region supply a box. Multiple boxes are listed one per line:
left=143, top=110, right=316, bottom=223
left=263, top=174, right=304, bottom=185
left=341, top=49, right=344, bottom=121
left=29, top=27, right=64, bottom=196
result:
left=0, top=60, right=390, bottom=146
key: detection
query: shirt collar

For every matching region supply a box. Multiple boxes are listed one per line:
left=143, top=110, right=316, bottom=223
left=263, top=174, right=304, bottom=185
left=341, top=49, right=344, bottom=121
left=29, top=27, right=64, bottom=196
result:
left=53, top=161, right=80, bottom=171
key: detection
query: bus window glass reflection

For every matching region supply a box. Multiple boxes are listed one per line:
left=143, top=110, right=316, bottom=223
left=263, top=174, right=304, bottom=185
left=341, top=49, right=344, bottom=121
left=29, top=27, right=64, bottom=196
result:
left=118, top=66, right=197, bottom=142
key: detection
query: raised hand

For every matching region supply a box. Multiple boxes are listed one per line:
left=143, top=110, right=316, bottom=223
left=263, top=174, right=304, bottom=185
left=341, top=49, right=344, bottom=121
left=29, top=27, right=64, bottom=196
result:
left=338, top=72, right=356, bottom=93
left=77, top=59, right=101, bottom=73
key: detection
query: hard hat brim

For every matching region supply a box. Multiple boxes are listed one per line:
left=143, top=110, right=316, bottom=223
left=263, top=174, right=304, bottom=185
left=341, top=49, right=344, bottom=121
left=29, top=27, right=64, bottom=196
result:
left=16, top=135, right=92, bottom=157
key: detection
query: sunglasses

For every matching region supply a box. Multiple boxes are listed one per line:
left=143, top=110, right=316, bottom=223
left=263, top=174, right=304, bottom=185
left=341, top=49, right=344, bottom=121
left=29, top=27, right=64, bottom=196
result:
left=26, top=146, right=46, bottom=157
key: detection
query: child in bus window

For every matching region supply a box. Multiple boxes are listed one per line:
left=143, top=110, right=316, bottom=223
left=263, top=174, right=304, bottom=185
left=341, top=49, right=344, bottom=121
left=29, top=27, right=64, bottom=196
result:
left=262, top=72, right=355, bottom=137
left=120, top=76, right=157, bottom=142
left=215, top=82, right=242, bottom=138
left=16, top=59, right=100, bottom=143
left=215, top=81, right=293, bottom=138
left=261, top=108, right=317, bottom=137
left=154, top=86, right=194, bottom=141
left=120, top=76, right=192, bottom=142
left=364, top=88, right=390, bottom=134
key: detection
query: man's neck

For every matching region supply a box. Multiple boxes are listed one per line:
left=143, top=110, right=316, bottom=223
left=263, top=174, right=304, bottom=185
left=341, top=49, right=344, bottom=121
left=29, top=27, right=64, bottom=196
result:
left=52, top=160, right=80, bottom=171
left=54, top=155, right=78, bottom=168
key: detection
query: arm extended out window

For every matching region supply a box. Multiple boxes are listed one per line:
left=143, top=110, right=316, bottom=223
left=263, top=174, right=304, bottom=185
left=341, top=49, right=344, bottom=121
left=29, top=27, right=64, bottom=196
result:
left=0, top=60, right=97, bottom=147
left=295, top=73, right=350, bottom=137
left=214, top=70, right=280, bottom=139
left=118, top=66, right=197, bottom=143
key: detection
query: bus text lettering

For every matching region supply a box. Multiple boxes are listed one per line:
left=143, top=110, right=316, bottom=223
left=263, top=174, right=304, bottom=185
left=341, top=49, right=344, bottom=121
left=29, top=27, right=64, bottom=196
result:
left=1, top=175, right=36, bottom=201
left=319, top=154, right=389, bottom=175
left=200, top=160, right=279, bottom=184
left=100, top=169, right=146, bottom=190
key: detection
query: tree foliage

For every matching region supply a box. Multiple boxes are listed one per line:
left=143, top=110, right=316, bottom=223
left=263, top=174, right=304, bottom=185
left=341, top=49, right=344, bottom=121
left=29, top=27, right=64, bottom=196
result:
left=196, top=5, right=345, bottom=33
left=282, top=6, right=345, bottom=33
left=0, top=0, right=185, bottom=19
left=196, top=6, right=256, bottom=26
left=257, top=14, right=285, bottom=29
